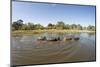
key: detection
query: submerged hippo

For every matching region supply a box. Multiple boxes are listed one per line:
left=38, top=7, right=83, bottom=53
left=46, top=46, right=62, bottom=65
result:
left=72, top=35, right=80, bottom=40
left=46, top=37, right=60, bottom=41
left=63, top=35, right=80, bottom=41
left=63, top=37, right=72, bottom=41
left=37, top=36, right=46, bottom=40
left=37, top=36, right=60, bottom=41
left=37, top=35, right=79, bottom=41
left=73, top=37, right=80, bottom=40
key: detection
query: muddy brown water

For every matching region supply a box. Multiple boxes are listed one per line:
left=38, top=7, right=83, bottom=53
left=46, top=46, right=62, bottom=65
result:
left=11, top=33, right=96, bottom=65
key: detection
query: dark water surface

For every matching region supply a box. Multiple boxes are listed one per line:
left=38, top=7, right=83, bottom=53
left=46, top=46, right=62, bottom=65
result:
left=11, top=33, right=96, bottom=65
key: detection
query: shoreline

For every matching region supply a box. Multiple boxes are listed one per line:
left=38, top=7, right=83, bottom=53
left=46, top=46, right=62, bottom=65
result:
left=12, top=29, right=95, bottom=36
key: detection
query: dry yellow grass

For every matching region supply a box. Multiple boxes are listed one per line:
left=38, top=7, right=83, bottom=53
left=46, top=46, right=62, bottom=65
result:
left=12, top=29, right=95, bottom=36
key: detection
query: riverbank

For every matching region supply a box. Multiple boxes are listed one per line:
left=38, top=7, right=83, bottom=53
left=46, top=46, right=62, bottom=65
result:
left=12, top=29, right=95, bottom=36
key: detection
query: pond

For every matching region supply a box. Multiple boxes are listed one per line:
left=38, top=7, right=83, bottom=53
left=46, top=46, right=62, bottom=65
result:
left=11, top=32, right=96, bottom=66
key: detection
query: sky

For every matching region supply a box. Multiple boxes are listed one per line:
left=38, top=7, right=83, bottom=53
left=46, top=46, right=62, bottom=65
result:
left=12, top=1, right=96, bottom=27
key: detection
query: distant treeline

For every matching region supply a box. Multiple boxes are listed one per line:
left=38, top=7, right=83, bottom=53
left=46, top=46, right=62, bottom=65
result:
left=12, top=19, right=95, bottom=31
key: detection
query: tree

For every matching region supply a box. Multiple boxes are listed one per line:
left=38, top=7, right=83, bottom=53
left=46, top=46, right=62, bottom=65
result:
left=77, top=24, right=82, bottom=30
left=12, top=19, right=23, bottom=30
left=34, top=24, right=44, bottom=30
left=71, top=24, right=77, bottom=29
left=21, top=24, right=28, bottom=30
left=87, top=25, right=95, bottom=31
left=12, top=19, right=95, bottom=31
left=27, top=22, right=34, bottom=30
left=12, top=27, right=15, bottom=31
left=48, top=23, right=53, bottom=27
left=47, top=23, right=55, bottom=29
left=56, top=21, right=65, bottom=29
left=65, top=24, right=70, bottom=29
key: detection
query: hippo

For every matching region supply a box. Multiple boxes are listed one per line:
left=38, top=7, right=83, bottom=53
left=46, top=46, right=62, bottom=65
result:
left=37, top=36, right=46, bottom=40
